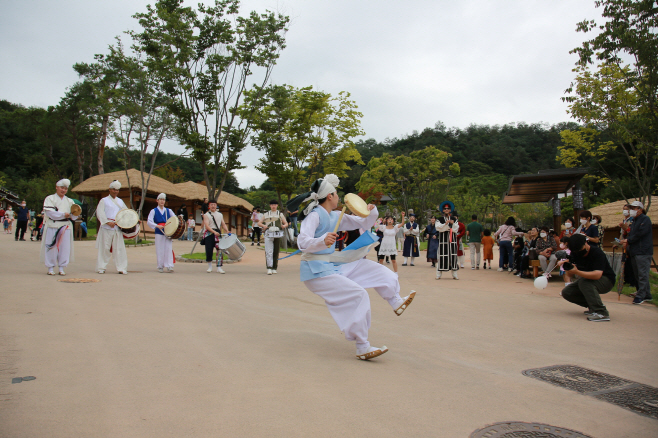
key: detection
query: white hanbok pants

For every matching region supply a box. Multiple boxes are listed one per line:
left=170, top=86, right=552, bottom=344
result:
left=44, top=227, right=71, bottom=268
left=155, top=234, right=174, bottom=269
left=96, top=227, right=128, bottom=272
left=304, top=259, right=401, bottom=349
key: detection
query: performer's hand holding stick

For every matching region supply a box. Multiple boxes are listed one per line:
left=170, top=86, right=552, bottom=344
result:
left=327, top=206, right=347, bottom=247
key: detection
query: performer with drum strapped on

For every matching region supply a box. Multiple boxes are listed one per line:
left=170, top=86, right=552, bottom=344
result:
left=202, top=199, right=230, bottom=274
left=257, top=200, right=288, bottom=275
left=41, top=179, right=79, bottom=275
left=96, top=180, right=130, bottom=274
left=147, top=193, right=178, bottom=273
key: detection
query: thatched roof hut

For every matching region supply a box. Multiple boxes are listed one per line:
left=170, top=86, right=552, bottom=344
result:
left=590, top=197, right=658, bottom=230
left=175, top=181, right=253, bottom=211
left=71, top=169, right=186, bottom=200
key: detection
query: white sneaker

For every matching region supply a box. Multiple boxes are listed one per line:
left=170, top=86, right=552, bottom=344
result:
left=168, top=268, right=174, bottom=273
left=471, top=267, right=475, bottom=270
left=497, top=267, right=503, bottom=272
left=272, top=270, right=277, bottom=274
left=435, top=272, right=442, bottom=280
left=217, top=267, right=225, bottom=274
left=119, top=271, right=128, bottom=275
left=97, top=270, right=105, bottom=274
left=207, top=267, right=213, bottom=273
left=267, top=269, right=272, bottom=275
left=460, top=264, right=464, bottom=268
left=452, top=271, right=459, bottom=280
left=158, top=268, right=164, bottom=273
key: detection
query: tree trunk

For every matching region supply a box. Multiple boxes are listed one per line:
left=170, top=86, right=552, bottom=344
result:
left=97, top=115, right=109, bottom=174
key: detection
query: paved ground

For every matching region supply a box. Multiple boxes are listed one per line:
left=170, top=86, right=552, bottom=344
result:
left=1, top=232, right=657, bottom=438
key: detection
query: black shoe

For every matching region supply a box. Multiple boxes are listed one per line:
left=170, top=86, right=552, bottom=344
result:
left=402, top=263, right=407, bottom=266
left=251, top=242, right=254, bottom=246
left=431, top=263, right=435, bottom=267
left=632, top=297, right=643, bottom=305
left=410, top=264, right=415, bottom=266
left=19, top=238, right=26, bottom=241
left=642, top=297, right=653, bottom=303
left=15, top=238, right=18, bottom=241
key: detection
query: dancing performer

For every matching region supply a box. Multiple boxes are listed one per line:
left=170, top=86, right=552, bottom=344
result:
left=287, top=174, right=415, bottom=360
left=377, top=216, right=402, bottom=272
left=96, top=180, right=129, bottom=274
left=454, top=212, right=466, bottom=268
left=257, top=200, right=288, bottom=275
left=436, top=201, right=460, bottom=280
left=41, top=179, right=78, bottom=275
left=147, top=193, right=176, bottom=273
left=425, top=216, right=439, bottom=267
left=202, top=200, right=230, bottom=274
left=402, top=212, right=420, bottom=266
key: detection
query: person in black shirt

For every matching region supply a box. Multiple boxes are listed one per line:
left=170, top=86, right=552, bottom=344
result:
left=176, top=204, right=189, bottom=241
left=559, top=233, right=615, bottom=322
left=15, top=200, right=30, bottom=241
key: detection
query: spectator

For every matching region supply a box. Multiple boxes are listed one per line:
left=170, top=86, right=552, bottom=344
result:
left=288, top=208, right=299, bottom=237
left=617, top=204, right=637, bottom=290
left=251, top=207, right=262, bottom=246
left=577, top=210, right=600, bottom=247
left=466, top=214, right=484, bottom=270
left=536, top=225, right=558, bottom=278
left=559, top=234, right=615, bottom=322
left=15, top=200, right=30, bottom=241
left=559, top=217, right=576, bottom=240
left=481, top=229, right=495, bottom=269
left=0, top=206, right=4, bottom=225
left=494, top=216, right=525, bottom=271
left=621, top=201, right=654, bottom=305
left=454, top=212, right=466, bottom=268
left=511, top=228, right=524, bottom=274
left=557, top=235, right=572, bottom=285
left=519, top=227, right=539, bottom=278
left=424, top=216, right=439, bottom=268
left=592, top=214, right=605, bottom=246
left=4, top=206, right=14, bottom=233
left=187, top=217, right=196, bottom=241
left=201, top=198, right=209, bottom=214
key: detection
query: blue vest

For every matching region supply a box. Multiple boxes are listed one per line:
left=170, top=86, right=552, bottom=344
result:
left=300, top=207, right=341, bottom=282
left=153, top=208, right=171, bottom=236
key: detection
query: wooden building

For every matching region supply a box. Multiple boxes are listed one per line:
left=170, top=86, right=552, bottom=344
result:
left=71, top=169, right=253, bottom=237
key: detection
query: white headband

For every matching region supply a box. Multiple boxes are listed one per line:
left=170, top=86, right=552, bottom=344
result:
left=56, top=178, right=70, bottom=188
left=157, top=193, right=166, bottom=200
left=302, top=174, right=340, bottom=216
left=109, top=180, right=121, bottom=190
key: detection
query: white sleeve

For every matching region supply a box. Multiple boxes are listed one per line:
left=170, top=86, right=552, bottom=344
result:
left=297, top=212, right=329, bottom=253
left=147, top=209, right=158, bottom=229
left=411, top=224, right=420, bottom=236
left=452, top=222, right=460, bottom=232
left=96, top=200, right=109, bottom=225
left=337, top=207, right=378, bottom=232
left=436, top=219, right=451, bottom=232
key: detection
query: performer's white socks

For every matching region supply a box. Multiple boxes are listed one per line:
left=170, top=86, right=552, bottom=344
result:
left=48, top=268, right=54, bottom=274
left=410, top=257, right=415, bottom=264
left=207, top=262, right=213, bottom=269
left=59, top=267, right=65, bottom=273
left=356, top=341, right=371, bottom=354
left=404, top=257, right=408, bottom=264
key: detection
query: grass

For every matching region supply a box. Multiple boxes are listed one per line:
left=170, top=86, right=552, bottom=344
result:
left=615, top=271, right=658, bottom=306
left=81, top=226, right=153, bottom=245
left=182, top=252, right=229, bottom=260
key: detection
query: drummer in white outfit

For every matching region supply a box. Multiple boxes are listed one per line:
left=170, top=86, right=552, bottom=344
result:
left=95, top=180, right=129, bottom=274
left=147, top=193, right=176, bottom=273
left=290, top=174, right=416, bottom=361
left=41, top=179, right=79, bottom=275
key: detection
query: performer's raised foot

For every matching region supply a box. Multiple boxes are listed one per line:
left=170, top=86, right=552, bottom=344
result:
left=356, top=345, right=388, bottom=361
left=435, top=271, right=441, bottom=280
left=394, top=291, right=416, bottom=316
left=452, top=270, right=459, bottom=280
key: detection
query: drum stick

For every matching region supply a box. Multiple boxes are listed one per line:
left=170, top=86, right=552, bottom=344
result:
left=327, top=206, right=347, bottom=247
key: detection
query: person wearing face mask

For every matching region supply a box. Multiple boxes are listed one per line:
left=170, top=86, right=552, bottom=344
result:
left=576, top=210, right=599, bottom=247
left=536, top=226, right=558, bottom=278
left=559, top=217, right=575, bottom=241
left=559, top=233, right=615, bottom=321
left=592, top=215, right=604, bottom=245
left=14, top=200, right=30, bottom=241
left=620, top=201, right=653, bottom=305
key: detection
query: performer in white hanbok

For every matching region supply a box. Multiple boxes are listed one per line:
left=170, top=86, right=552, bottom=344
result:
left=41, top=179, right=78, bottom=275
left=147, top=193, right=176, bottom=273
left=257, top=200, right=288, bottom=275
left=95, top=180, right=129, bottom=274
left=287, top=174, right=416, bottom=361
left=436, top=200, right=460, bottom=280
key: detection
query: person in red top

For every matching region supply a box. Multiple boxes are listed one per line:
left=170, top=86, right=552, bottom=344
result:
left=454, top=212, right=466, bottom=268
left=558, top=217, right=576, bottom=241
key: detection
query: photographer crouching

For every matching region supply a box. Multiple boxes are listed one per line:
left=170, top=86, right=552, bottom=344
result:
left=558, top=233, right=616, bottom=322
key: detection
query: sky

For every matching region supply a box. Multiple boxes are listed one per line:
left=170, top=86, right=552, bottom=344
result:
left=0, top=0, right=603, bottom=189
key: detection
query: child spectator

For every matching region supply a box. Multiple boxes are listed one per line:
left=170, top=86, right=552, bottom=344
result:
left=481, top=229, right=495, bottom=269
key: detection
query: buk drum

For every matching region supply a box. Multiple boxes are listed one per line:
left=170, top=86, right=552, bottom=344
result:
left=218, top=234, right=246, bottom=261
left=164, top=215, right=186, bottom=239
left=115, top=209, right=139, bottom=237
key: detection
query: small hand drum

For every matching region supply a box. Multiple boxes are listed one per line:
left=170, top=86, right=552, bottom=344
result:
left=343, top=193, right=370, bottom=218
left=70, top=204, right=82, bottom=217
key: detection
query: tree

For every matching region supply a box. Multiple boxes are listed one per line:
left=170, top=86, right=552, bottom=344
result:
left=130, top=0, right=289, bottom=201
left=356, top=145, right=459, bottom=218
left=244, top=85, right=365, bottom=204
left=560, top=0, right=658, bottom=211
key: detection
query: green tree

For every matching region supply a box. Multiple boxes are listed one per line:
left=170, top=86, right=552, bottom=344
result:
left=560, top=0, right=658, bottom=211
left=130, top=0, right=289, bottom=201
